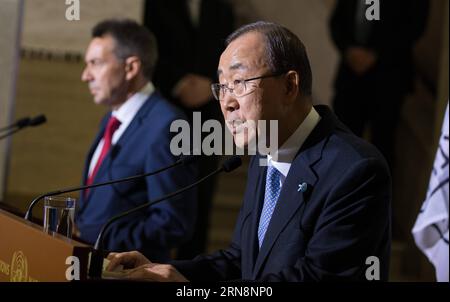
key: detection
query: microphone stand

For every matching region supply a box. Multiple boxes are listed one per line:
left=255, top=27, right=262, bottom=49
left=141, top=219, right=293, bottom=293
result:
left=0, top=117, right=31, bottom=132
left=24, top=158, right=189, bottom=221
left=0, top=115, right=46, bottom=140
left=0, top=128, right=22, bottom=140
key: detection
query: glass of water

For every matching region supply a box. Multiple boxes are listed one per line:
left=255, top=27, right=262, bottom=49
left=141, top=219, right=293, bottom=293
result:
left=43, top=196, right=76, bottom=238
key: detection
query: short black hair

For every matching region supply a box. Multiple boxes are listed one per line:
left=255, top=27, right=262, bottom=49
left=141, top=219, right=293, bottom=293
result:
left=226, top=21, right=312, bottom=96
left=92, top=18, right=158, bottom=80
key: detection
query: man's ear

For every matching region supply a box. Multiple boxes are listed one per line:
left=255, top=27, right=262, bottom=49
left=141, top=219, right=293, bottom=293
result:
left=285, top=70, right=300, bottom=98
left=124, top=56, right=141, bottom=81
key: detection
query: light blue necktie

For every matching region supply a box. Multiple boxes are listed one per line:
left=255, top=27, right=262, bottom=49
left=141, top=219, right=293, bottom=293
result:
left=258, top=165, right=282, bottom=248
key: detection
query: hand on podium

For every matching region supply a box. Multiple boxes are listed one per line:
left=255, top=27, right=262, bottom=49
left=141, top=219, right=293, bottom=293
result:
left=105, top=251, right=188, bottom=282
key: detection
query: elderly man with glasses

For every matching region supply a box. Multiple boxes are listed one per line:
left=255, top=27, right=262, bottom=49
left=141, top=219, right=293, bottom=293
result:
left=106, top=21, right=392, bottom=282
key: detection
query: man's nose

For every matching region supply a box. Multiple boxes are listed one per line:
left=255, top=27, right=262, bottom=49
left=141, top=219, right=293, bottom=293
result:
left=81, top=67, right=92, bottom=82
left=221, top=90, right=239, bottom=112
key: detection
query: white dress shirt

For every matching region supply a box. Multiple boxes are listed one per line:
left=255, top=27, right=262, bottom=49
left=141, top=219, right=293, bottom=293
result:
left=267, top=107, right=321, bottom=186
left=88, top=82, right=155, bottom=177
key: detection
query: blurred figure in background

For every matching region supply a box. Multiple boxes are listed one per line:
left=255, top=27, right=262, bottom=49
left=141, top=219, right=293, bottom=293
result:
left=143, top=0, right=235, bottom=259
left=329, top=0, right=429, bottom=169
left=77, top=19, right=197, bottom=262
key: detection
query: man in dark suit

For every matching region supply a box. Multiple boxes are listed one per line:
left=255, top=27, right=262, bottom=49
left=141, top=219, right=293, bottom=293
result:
left=75, top=19, right=198, bottom=262
left=330, top=0, right=428, bottom=168
left=143, top=0, right=235, bottom=259
left=106, top=21, right=391, bottom=281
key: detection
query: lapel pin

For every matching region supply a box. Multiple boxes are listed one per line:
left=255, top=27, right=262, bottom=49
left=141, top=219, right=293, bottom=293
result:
left=298, top=182, right=308, bottom=193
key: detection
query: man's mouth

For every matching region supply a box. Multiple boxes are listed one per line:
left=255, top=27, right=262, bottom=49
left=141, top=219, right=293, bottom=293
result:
left=227, top=119, right=246, bottom=135
left=89, top=85, right=98, bottom=94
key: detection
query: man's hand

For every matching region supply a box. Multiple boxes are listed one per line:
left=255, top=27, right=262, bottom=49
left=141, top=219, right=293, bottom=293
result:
left=346, top=47, right=377, bottom=75
left=106, top=251, right=188, bottom=282
left=106, top=251, right=151, bottom=271
left=125, top=263, right=189, bottom=282
left=174, top=74, right=213, bottom=108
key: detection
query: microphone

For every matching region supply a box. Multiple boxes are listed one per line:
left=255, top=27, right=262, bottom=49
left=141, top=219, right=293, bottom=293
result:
left=0, top=116, right=31, bottom=132
left=29, top=114, right=47, bottom=127
left=88, top=155, right=242, bottom=278
left=24, top=154, right=198, bottom=221
left=0, top=114, right=47, bottom=140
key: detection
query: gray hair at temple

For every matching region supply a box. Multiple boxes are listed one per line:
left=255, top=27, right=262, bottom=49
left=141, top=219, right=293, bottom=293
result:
left=92, top=18, right=158, bottom=81
left=226, top=21, right=312, bottom=97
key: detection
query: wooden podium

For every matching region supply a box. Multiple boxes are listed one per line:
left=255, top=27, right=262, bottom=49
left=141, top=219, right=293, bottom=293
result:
left=0, top=209, right=92, bottom=281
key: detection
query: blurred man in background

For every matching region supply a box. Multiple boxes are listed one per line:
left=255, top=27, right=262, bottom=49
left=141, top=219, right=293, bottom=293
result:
left=329, top=0, right=429, bottom=169
left=76, top=19, right=198, bottom=262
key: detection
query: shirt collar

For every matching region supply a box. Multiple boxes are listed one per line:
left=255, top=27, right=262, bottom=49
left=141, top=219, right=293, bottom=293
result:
left=267, top=106, right=321, bottom=179
left=111, top=81, right=154, bottom=125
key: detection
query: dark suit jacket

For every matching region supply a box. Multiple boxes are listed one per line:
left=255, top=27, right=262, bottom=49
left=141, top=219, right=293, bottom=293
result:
left=330, top=0, right=428, bottom=94
left=172, top=106, right=391, bottom=281
left=75, top=92, right=198, bottom=262
left=144, top=0, right=234, bottom=119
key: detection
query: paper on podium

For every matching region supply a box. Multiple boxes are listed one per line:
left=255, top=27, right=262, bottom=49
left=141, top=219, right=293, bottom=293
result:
left=87, top=252, right=127, bottom=279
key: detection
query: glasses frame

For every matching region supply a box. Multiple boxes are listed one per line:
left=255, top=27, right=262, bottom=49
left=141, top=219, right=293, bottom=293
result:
left=211, top=72, right=286, bottom=101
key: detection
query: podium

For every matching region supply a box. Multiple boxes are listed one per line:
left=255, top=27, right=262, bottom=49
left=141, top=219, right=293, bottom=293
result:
left=0, top=209, right=91, bottom=281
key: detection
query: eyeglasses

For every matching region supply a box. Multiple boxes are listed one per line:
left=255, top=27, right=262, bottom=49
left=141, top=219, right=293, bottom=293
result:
left=211, top=72, right=285, bottom=101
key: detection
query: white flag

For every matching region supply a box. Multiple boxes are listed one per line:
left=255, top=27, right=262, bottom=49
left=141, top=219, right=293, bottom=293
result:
left=412, top=102, right=449, bottom=282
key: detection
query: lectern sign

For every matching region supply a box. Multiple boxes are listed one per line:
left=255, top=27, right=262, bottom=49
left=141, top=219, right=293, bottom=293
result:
left=0, top=209, right=90, bottom=281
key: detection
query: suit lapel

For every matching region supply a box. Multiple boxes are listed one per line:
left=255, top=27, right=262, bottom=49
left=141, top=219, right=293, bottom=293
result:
left=92, top=93, right=159, bottom=183
left=79, top=93, right=160, bottom=210
left=83, top=127, right=104, bottom=183
left=241, top=156, right=267, bottom=278
left=79, top=115, right=109, bottom=207
left=252, top=155, right=318, bottom=278
left=252, top=105, right=336, bottom=278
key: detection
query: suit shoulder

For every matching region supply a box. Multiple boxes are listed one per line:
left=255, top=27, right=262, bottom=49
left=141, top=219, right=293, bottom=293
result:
left=323, top=129, right=390, bottom=174
left=146, top=93, right=189, bottom=123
